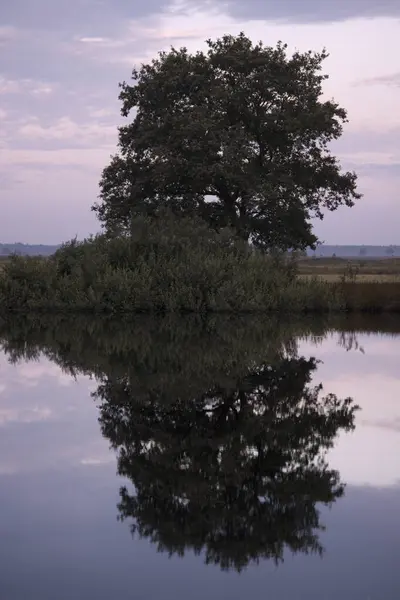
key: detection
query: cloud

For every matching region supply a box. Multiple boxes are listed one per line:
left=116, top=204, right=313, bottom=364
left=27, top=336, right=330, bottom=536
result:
left=31, top=83, right=53, bottom=95
left=3, top=0, right=400, bottom=38
left=80, top=457, right=114, bottom=466
left=70, top=35, right=128, bottom=60
left=362, top=417, right=400, bottom=433
left=0, top=77, right=20, bottom=94
left=0, top=353, right=113, bottom=474
left=0, top=0, right=167, bottom=33
left=17, top=116, right=116, bottom=145
left=338, top=151, right=400, bottom=168
left=219, top=0, right=400, bottom=23
left=0, top=147, right=114, bottom=170
left=0, top=407, right=52, bottom=426
left=360, top=71, right=400, bottom=88
left=88, top=108, right=113, bottom=118
left=17, top=362, right=75, bottom=387
left=0, top=25, right=17, bottom=45
left=79, top=37, right=110, bottom=44
left=0, top=76, right=54, bottom=96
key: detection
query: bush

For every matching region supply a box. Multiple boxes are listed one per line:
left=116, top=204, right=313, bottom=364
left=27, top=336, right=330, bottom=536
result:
left=0, top=212, right=343, bottom=314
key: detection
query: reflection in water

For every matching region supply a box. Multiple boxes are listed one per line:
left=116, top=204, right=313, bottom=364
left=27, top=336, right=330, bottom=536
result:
left=0, top=315, right=359, bottom=571
left=102, top=360, right=356, bottom=571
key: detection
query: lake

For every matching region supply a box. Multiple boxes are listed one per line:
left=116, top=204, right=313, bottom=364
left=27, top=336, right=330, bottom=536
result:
left=0, top=315, right=399, bottom=599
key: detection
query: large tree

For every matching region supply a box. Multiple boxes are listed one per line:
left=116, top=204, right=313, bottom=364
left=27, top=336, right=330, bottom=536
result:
left=94, top=33, right=360, bottom=250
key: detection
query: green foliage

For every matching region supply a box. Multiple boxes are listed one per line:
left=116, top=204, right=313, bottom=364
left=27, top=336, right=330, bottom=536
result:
left=93, top=32, right=360, bottom=250
left=0, top=212, right=341, bottom=313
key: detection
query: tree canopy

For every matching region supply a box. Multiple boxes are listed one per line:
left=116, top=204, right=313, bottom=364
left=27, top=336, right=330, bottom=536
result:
left=94, top=33, right=361, bottom=250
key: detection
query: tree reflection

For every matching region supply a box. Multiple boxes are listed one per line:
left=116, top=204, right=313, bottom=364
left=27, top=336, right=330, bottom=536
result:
left=0, top=315, right=358, bottom=571
left=92, top=325, right=357, bottom=571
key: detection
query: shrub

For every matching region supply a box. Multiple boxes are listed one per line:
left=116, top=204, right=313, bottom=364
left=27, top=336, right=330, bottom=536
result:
left=0, top=212, right=344, bottom=314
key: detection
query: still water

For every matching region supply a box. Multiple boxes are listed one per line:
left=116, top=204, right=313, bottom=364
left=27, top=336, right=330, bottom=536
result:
left=0, top=316, right=399, bottom=599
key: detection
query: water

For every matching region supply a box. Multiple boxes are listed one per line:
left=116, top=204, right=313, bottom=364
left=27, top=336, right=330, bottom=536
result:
left=0, top=315, right=399, bottom=599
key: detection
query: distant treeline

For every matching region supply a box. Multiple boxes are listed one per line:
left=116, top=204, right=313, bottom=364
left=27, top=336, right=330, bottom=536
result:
left=306, top=245, right=399, bottom=258
left=0, top=243, right=60, bottom=256
left=0, top=242, right=398, bottom=259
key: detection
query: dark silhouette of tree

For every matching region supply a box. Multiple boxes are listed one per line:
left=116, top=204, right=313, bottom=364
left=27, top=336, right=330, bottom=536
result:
left=0, top=314, right=358, bottom=571
left=94, top=352, right=357, bottom=572
left=93, top=33, right=361, bottom=250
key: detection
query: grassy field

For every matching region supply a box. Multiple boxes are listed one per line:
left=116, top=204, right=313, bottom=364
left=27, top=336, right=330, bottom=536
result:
left=296, top=258, right=400, bottom=312
left=298, top=257, right=400, bottom=282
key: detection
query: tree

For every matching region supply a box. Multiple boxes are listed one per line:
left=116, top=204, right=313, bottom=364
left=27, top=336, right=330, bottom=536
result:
left=93, top=33, right=361, bottom=250
left=293, top=249, right=308, bottom=258
left=97, top=354, right=356, bottom=572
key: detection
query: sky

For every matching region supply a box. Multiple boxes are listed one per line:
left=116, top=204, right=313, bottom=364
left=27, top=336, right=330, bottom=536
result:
left=0, top=0, right=399, bottom=244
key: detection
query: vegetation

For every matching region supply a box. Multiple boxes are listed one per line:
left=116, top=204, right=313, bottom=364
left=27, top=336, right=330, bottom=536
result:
left=0, top=243, right=59, bottom=256
left=298, top=256, right=400, bottom=281
left=1, top=214, right=400, bottom=313
left=0, top=256, right=10, bottom=270
left=298, top=257, right=400, bottom=311
left=93, top=33, right=360, bottom=250
left=0, top=314, right=359, bottom=571
left=0, top=213, right=339, bottom=313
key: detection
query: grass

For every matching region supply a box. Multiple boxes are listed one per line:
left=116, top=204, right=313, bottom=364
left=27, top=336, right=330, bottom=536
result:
left=298, top=257, right=400, bottom=281
left=300, top=272, right=400, bottom=283
left=0, top=257, right=10, bottom=270
left=296, top=257, right=400, bottom=312
left=339, top=281, right=400, bottom=312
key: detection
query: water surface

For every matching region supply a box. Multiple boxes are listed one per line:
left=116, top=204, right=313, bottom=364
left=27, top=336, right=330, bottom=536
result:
left=0, top=316, right=399, bottom=599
